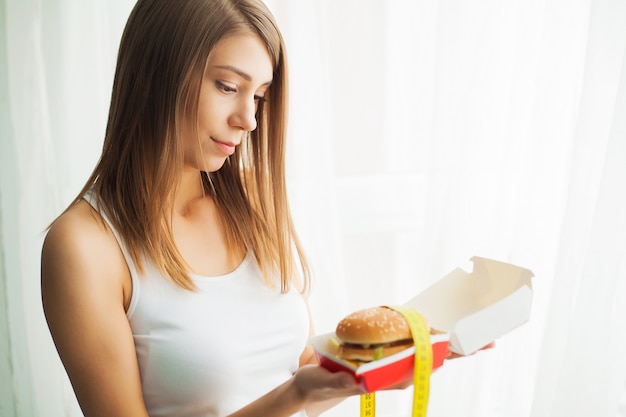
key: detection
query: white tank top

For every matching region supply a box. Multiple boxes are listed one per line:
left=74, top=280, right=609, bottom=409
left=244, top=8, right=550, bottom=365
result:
left=85, top=194, right=309, bottom=417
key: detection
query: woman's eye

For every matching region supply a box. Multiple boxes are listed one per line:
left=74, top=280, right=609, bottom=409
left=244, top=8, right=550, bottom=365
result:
left=215, top=80, right=266, bottom=103
left=216, top=81, right=236, bottom=93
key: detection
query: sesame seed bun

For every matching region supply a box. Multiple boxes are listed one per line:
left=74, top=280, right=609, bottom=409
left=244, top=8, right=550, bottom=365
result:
left=335, top=306, right=414, bottom=362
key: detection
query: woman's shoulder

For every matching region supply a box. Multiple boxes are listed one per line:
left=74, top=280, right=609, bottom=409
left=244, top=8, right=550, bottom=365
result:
left=42, top=199, right=130, bottom=300
left=45, top=199, right=114, bottom=251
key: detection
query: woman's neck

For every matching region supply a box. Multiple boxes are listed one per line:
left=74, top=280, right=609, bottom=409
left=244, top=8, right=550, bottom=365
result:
left=173, top=169, right=210, bottom=217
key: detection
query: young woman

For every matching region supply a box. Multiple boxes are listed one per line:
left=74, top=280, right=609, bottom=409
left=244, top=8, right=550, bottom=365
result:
left=41, top=0, right=366, bottom=415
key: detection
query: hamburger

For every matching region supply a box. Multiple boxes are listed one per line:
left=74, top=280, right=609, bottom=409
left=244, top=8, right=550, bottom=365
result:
left=334, top=306, right=415, bottom=362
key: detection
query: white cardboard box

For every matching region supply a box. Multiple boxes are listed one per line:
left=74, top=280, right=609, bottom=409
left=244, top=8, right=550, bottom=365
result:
left=405, top=256, right=534, bottom=355
left=309, top=256, right=534, bottom=391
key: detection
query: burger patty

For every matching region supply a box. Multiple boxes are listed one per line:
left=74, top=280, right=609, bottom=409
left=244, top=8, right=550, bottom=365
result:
left=340, top=339, right=414, bottom=349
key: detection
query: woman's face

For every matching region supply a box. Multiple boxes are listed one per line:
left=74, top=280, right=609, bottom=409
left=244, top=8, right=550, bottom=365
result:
left=187, top=33, right=273, bottom=172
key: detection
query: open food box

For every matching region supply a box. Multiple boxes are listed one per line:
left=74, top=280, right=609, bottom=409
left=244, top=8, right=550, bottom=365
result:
left=308, top=256, right=534, bottom=392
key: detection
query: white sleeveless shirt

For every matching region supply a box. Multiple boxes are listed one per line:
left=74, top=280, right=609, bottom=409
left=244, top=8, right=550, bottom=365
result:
left=85, top=194, right=309, bottom=417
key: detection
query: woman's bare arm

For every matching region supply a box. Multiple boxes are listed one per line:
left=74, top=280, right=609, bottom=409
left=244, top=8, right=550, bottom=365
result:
left=41, top=201, right=149, bottom=417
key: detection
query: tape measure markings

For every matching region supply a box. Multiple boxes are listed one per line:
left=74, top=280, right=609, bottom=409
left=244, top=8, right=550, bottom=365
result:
left=360, top=392, right=376, bottom=417
left=359, top=305, right=432, bottom=417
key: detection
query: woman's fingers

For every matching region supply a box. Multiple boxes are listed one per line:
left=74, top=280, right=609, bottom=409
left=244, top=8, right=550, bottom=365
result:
left=293, top=365, right=366, bottom=401
left=446, top=341, right=496, bottom=359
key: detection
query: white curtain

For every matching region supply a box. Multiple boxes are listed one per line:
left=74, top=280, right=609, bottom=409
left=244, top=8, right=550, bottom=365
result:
left=1, top=0, right=135, bottom=415
left=1, top=0, right=625, bottom=416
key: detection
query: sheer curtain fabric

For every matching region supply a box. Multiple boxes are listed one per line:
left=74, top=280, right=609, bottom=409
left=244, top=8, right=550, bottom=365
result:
left=1, top=0, right=625, bottom=416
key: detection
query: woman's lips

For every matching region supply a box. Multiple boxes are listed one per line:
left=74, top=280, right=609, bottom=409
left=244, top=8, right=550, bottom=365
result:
left=211, top=137, right=236, bottom=156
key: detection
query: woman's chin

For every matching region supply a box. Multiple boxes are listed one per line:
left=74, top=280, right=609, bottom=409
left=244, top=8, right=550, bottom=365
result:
left=185, top=156, right=229, bottom=174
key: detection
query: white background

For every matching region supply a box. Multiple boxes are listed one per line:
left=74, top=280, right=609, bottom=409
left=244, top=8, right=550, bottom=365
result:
left=1, top=0, right=625, bottom=416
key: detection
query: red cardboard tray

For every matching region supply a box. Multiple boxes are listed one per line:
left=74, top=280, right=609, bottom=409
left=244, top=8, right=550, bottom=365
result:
left=309, top=332, right=449, bottom=393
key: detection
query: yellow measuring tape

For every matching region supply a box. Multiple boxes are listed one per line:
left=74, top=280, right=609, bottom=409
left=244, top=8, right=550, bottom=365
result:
left=359, top=305, right=432, bottom=417
left=360, top=392, right=376, bottom=417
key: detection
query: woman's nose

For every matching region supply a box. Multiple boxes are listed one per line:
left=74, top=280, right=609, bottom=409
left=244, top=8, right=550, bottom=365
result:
left=229, top=96, right=258, bottom=132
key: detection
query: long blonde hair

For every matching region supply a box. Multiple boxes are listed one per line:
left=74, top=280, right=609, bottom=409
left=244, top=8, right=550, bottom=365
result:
left=71, top=0, right=310, bottom=292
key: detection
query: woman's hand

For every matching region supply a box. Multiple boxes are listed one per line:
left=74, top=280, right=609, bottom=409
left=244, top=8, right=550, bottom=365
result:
left=227, top=365, right=365, bottom=417
left=292, top=365, right=366, bottom=417
left=292, top=365, right=365, bottom=402
left=446, top=341, right=496, bottom=359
